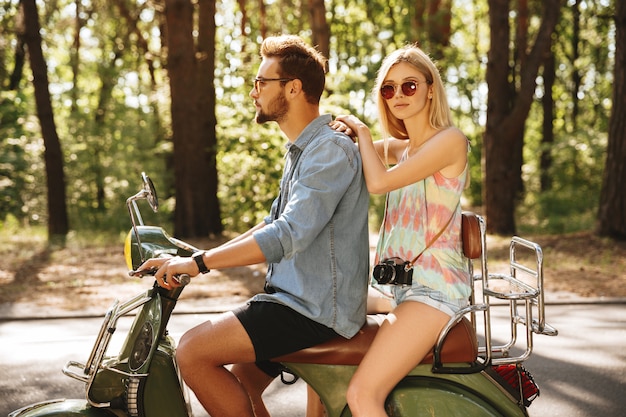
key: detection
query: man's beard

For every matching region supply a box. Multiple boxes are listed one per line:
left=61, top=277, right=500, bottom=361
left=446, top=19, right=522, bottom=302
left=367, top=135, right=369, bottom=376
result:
left=256, top=92, right=289, bottom=124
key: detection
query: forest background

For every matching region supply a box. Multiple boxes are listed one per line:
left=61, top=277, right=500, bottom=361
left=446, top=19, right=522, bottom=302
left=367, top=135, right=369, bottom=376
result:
left=0, top=1, right=625, bottom=253
left=0, top=0, right=625, bottom=308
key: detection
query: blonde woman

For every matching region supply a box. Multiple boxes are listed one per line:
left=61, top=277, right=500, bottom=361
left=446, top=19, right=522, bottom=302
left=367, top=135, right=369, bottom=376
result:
left=332, top=45, right=471, bottom=416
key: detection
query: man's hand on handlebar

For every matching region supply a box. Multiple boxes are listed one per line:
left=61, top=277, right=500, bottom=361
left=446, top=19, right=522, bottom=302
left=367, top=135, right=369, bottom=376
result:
left=135, top=256, right=197, bottom=290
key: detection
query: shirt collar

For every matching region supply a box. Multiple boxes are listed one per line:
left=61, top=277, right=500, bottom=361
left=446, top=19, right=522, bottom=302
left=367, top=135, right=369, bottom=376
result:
left=285, top=114, right=332, bottom=154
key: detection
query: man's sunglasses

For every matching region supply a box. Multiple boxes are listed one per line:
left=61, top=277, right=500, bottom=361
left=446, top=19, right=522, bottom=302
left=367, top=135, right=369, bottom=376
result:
left=253, top=77, right=295, bottom=92
left=380, top=80, right=431, bottom=100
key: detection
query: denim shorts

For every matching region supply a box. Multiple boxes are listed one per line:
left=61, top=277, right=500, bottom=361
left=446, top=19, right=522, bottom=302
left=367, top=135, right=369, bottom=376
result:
left=390, top=284, right=469, bottom=317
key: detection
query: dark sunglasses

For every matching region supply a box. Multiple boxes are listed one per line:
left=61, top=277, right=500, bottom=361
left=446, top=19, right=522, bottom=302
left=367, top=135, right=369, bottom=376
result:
left=380, top=80, right=430, bottom=100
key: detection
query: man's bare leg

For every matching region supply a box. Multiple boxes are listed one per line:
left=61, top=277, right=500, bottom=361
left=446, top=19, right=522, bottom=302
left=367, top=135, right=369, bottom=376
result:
left=367, top=286, right=393, bottom=314
left=231, top=362, right=275, bottom=417
left=176, top=311, right=258, bottom=417
left=306, top=384, right=327, bottom=417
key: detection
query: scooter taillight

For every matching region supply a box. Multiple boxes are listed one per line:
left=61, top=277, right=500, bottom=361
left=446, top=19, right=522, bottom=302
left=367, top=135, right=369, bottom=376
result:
left=492, top=364, right=540, bottom=407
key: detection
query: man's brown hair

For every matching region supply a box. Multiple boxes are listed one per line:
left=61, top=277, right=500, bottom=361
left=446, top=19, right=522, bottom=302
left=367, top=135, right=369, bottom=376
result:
left=260, top=35, right=327, bottom=104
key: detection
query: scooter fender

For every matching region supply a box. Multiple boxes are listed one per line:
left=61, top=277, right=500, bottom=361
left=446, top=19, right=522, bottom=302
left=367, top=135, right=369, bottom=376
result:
left=286, top=362, right=528, bottom=417
left=386, top=371, right=527, bottom=417
left=8, top=398, right=127, bottom=417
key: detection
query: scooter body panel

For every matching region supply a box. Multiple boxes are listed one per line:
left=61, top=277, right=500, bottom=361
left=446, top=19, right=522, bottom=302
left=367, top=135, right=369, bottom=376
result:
left=139, top=345, right=191, bottom=417
left=386, top=374, right=526, bottom=417
left=285, top=362, right=527, bottom=417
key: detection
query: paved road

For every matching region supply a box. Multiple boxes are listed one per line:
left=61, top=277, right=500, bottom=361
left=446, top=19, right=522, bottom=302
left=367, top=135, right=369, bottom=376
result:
left=521, top=303, right=626, bottom=416
left=0, top=312, right=305, bottom=417
left=1, top=303, right=625, bottom=416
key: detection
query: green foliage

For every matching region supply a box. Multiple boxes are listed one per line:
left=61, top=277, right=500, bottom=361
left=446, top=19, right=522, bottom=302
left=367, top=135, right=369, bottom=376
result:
left=518, top=99, right=607, bottom=234
left=216, top=106, right=285, bottom=231
left=513, top=0, right=613, bottom=234
left=0, top=0, right=617, bottom=237
left=0, top=91, right=47, bottom=225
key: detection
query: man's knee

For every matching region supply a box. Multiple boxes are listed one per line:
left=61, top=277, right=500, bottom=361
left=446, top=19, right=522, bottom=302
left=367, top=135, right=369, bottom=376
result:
left=176, top=329, right=199, bottom=372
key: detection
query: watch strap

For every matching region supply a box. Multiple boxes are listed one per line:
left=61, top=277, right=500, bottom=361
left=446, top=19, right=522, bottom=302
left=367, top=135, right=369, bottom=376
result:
left=192, top=251, right=210, bottom=274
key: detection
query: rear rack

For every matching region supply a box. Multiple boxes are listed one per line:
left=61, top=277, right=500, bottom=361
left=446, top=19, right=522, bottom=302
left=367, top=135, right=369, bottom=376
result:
left=483, top=234, right=558, bottom=365
left=436, top=213, right=558, bottom=371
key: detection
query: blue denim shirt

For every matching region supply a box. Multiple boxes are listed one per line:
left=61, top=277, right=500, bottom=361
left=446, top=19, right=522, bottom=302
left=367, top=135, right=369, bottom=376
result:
left=252, top=114, right=370, bottom=338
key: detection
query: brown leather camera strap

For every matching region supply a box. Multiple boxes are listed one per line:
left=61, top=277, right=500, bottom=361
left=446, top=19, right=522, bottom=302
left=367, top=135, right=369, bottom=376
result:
left=406, top=212, right=454, bottom=269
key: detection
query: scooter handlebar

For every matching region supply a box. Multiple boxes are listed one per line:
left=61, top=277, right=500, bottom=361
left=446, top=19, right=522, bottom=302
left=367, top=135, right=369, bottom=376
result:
left=128, top=268, right=191, bottom=286
left=173, top=273, right=191, bottom=286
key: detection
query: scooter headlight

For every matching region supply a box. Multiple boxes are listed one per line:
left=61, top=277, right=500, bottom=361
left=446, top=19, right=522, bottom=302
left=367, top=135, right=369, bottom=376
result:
left=129, top=321, right=154, bottom=371
left=124, top=230, right=134, bottom=271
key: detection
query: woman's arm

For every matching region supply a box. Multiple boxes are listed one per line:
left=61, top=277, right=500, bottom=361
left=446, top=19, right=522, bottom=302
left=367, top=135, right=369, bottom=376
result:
left=336, top=115, right=467, bottom=194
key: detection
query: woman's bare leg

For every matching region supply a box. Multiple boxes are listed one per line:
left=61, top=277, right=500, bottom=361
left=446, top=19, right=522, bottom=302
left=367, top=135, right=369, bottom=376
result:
left=346, top=301, right=450, bottom=417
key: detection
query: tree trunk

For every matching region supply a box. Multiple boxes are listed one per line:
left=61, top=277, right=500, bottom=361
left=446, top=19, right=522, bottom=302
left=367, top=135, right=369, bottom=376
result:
left=571, top=0, right=582, bottom=131
left=308, top=0, right=330, bottom=61
left=236, top=0, right=248, bottom=53
left=197, top=0, right=222, bottom=235
left=165, top=0, right=221, bottom=238
left=409, top=0, right=451, bottom=58
left=411, top=0, right=426, bottom=43
left=69, top=0, right=82, bottom=113
left=257, top=0, right=268, bottom=39
left=22, top=0, right=69, bottom=245
left=93, top=49, right=122, bottom=213
left=114, top=0, right=157, bottom=86
left=165, top=0, right=198, bottom=238
left=597, top=0, right=626, bottom=239
left=484, top=0, right=561, bottom=235
left=9, top=3, right=25, bottom=90
left=541, top=52, right=556, bottom=192
left=427, top=0, right=452, bottom=59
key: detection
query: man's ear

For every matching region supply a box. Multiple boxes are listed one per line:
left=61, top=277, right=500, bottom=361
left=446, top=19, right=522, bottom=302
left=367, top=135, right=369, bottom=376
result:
left=289, top=78, right=302, bottom=96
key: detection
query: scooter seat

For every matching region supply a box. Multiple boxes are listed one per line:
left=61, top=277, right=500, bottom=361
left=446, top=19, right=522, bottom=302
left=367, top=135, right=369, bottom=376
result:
left=277, top=314, right=478, bottom=366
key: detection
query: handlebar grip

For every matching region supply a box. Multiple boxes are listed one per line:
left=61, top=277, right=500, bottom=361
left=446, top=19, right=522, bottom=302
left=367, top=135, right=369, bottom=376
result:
left=173, top=274, right=191, bottom=286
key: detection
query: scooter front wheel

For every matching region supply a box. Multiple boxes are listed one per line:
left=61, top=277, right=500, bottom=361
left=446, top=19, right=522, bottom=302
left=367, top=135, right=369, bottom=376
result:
left=9, top=398, right=126, bottom=417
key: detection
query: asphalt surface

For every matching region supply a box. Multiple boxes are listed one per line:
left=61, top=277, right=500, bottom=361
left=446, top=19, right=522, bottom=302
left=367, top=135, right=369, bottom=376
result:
left=1, top=293, right=625, bottom=417
left=1, top=288, right=624, bottom=320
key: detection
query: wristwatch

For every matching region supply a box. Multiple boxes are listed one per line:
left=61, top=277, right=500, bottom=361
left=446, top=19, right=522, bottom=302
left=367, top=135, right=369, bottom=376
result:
left=192, top=251, right=210, bottom=274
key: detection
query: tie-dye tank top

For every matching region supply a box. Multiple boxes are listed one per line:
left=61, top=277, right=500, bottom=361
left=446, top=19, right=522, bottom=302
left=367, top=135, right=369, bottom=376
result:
left=375, top=156, right=471, bottom=301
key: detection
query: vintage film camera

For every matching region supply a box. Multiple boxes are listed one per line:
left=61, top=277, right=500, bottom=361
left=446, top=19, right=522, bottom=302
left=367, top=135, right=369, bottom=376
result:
left=372, top=258, right=413, bottom=285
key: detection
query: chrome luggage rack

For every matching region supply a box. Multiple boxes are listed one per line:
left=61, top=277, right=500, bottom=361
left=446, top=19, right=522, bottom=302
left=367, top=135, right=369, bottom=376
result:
left=468, top=214, right=558, bottom=366
left=435, top=212, right=558, bottom=373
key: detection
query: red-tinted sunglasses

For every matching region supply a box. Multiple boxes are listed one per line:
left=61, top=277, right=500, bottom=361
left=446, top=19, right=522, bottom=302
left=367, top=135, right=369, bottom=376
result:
left=380, top=80, right=430, bottom=100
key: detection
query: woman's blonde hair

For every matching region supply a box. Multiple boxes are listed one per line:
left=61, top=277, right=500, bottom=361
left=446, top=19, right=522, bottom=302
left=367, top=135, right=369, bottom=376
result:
left=374, top=44, right=453, bottom=141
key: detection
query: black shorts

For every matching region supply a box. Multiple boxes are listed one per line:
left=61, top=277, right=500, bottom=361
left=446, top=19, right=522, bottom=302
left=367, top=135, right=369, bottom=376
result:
left=233, top=301, right=339, bottom=377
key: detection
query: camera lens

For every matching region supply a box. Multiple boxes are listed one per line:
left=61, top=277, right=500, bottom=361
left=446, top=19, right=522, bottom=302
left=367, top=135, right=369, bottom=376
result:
left=373, top=263, right=396, bottom=284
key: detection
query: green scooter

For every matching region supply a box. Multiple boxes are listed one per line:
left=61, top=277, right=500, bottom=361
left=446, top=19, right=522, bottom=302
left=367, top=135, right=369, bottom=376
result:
left=9, top=173, right=557, bottom=417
